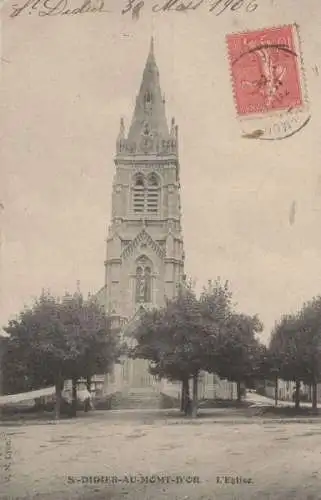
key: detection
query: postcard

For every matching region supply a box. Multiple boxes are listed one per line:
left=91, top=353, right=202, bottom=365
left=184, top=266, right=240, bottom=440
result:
left=1, top=1, right=321, bottom=499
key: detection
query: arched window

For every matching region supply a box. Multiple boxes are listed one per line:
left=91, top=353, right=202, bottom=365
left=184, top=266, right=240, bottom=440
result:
left=147, top=174, right=160, bottom=214
left=135, top=174, right=144, bottom=187
left=135, top=259, right=152, bottom=303
left=133, top=174, right=145, bottom=214
left=132, top=173, right=160, bottom=215
left=148, top=173, right=159, bottom=186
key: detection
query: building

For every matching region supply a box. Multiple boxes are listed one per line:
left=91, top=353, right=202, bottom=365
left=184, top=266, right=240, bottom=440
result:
left=95, top=38, right=237, bottom=405
left=100, top=38, right=185, bottom=395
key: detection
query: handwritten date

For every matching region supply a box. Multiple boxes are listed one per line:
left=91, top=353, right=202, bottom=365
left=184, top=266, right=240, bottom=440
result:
left=9, top=0, right=259, bottom=18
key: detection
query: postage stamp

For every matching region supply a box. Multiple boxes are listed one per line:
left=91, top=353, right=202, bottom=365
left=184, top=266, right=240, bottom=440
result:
left=226, top=25, right=310, bottom=140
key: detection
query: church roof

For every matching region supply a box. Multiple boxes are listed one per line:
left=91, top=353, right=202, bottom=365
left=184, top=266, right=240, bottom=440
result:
left=127, top=37, right=170, bottom=145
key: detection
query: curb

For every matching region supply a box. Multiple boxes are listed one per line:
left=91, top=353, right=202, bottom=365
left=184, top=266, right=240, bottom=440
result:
left=165, top=418, right=321, bottom=425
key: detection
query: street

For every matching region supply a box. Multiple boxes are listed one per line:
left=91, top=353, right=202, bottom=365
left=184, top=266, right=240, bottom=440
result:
left=2, top=409, right=321, bottom=500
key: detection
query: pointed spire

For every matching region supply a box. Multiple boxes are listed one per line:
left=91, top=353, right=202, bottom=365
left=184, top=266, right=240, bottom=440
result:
left=170, top=117, right=175, bottom=136
left=116, top=117, right=126, bottom=153
left=127, top=38, right=170, bottom=149
left=149, top=36, right=154, bottom=56
left=119, top=117, right=125, bottom=136
left=117, top=117, right=125, bottom=140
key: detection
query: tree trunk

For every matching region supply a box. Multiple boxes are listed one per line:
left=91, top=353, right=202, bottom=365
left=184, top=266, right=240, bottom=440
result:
left=54, top=377, right=63, bottom=420
left=294, top=380, right=300, bottom=410
left=236, top=381, right=242, bottom=402
left=86, top=375, right=91, bottom=392
left=274, top=376, right=278, bottom=407
left=183, top=379, right=192, bottom=416
left=71, top=378, right=77, bottom=417
left=191, top=373, right=198, bottom=418
left=180, top=378, right=189, bottom=413
left=312, top=381, right=318, bottom=412
left=180, top=380, right=185, bottom=412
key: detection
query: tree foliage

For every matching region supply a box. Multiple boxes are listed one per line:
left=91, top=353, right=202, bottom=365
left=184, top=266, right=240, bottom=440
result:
left=132, top=278, right=259, bottom=415
left=269, top=298, right=321, bottom=410
left=133, top=283, right=208, bottom=384
left=270, top=314, right=300, bottom=380
left=298, top=298, right=321, bottom=386
left=212, top=313, right=264, bottom=399
left=3, top=290, right=119, bottom=417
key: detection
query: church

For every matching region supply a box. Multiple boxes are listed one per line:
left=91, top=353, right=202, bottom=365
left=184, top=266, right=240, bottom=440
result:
left=94, top=38, right=236, bottom=404
left=95, top=38, right=184, bottom=396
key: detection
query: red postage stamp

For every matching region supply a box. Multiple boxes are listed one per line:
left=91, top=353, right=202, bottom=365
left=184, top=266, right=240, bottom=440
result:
left=226, top=25, right=305, bottom=117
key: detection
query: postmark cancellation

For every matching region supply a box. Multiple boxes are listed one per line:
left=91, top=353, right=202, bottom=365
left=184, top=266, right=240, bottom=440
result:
left=226, top=24, right=310, bottom=140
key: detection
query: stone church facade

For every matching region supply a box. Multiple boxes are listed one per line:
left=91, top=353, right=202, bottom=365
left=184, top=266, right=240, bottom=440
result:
left=97, top=39, right=185, bottom=394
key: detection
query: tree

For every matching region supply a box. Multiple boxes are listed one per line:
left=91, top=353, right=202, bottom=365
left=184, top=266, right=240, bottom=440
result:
left=254, top=344, right=279, bottom=405
left=2, top=335, right=53, bottom=395
left=4, top=291, right=119, bottom=419
left=270, top=298, right=321, bottom=412
left=269, top=314, right=305, bottom=410
left=296, top=297, right=321, bottom=411
left=133, top=278, right=232, bottom=417
left=212, top=313, right=264, bottom=400
left=133, top=284, right=200, bottom=417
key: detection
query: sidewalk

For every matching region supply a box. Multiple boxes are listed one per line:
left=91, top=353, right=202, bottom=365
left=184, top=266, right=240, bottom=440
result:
left=245, top=391, right=313, bottom=408
left=0, top=386, right=55, bottom=406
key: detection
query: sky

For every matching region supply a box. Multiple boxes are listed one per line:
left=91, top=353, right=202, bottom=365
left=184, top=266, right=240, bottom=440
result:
left=1, top=0, right=321, bottom=340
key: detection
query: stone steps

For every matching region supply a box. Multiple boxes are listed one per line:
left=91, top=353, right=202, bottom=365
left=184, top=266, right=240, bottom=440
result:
left=111, top=390, right=161, bottom=410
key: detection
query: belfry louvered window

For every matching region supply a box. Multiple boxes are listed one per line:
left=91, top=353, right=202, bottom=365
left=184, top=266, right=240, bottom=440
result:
left=146, top=174, right=159, bottom=213
left=133, top=174, right=145, bottom=214
left=132, top=173, right=160, bottom=215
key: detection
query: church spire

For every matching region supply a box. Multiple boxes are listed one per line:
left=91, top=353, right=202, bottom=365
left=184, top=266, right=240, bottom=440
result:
left=116, top=117, right=126, bottom=152
left=126, top=37, right=170, bottom=152
left=149, top=36, right=154, bottom=57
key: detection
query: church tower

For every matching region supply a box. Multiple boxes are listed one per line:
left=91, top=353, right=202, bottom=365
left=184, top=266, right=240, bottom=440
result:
left=104, top=38, right=185, bottom=336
